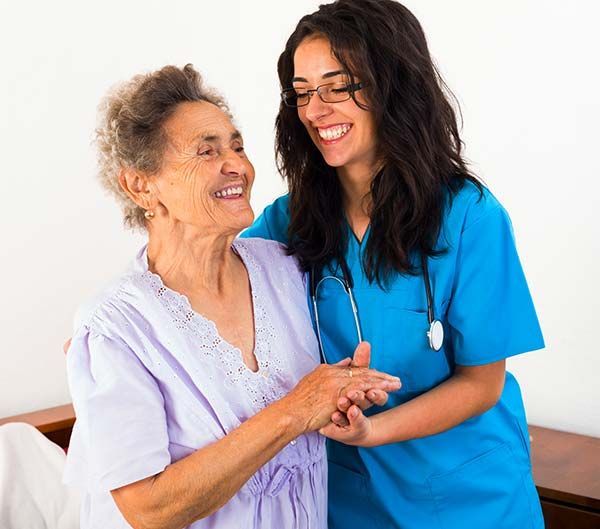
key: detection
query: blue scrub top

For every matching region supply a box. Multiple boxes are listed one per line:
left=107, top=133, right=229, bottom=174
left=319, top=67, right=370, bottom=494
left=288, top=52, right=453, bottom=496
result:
left=242, top=181, right=545, bottom=529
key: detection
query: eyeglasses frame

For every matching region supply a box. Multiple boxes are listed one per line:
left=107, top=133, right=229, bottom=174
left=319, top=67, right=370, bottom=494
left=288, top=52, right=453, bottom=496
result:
left=281, top=80, right=365, bottom=108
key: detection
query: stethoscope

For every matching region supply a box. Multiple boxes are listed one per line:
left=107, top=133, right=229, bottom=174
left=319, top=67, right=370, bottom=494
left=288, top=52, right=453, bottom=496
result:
left=310, top=254, right=444, bottom=363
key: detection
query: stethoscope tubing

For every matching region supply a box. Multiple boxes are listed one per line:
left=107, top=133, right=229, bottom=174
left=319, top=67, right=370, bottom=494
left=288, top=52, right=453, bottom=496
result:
left=310, top=254, right=444, bottom=359
left=312, top=274, right=363, bottom=364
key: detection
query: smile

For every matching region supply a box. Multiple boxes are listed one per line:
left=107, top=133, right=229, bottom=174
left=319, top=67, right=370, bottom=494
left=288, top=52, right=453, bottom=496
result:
left=214, top=185, right=244, bottom=199
left=317, top=123, right=352, bottom=141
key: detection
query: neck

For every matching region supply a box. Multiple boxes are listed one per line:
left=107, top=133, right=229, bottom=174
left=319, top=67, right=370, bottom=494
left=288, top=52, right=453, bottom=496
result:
left=146, top=222, right=239, bottom=296
left=337, top=162, right=377, bottom=239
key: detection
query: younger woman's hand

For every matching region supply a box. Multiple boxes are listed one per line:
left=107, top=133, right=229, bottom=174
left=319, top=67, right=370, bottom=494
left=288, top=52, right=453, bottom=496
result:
left=336, top=388, right=390, bottom=415
left=319, top=404, right=374, bottom=446
left=339, top=342, right=400, bottom=412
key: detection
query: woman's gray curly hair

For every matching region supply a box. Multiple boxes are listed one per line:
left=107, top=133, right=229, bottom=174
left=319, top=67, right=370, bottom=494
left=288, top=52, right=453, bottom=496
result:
left=96, top=64, right=231, bottom=229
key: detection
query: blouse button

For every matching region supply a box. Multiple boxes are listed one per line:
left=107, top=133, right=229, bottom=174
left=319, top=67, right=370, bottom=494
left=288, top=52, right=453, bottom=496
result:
left=290, top=440, right=297, bottom=446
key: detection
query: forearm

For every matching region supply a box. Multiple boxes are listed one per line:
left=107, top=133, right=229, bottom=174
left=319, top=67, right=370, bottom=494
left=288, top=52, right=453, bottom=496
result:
left=113, top=358, right=400, bottom=528
left=367, top=362, right=505, bottom=447
left=114, top=398, right=302, bottom=529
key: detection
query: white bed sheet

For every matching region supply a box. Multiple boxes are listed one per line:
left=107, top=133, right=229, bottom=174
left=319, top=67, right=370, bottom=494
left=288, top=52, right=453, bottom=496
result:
left=0, top=422, right=80, bottom=529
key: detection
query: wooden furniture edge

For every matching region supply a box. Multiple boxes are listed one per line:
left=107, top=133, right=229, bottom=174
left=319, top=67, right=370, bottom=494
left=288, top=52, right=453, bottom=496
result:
left=529, top=424, right=600, bottom=512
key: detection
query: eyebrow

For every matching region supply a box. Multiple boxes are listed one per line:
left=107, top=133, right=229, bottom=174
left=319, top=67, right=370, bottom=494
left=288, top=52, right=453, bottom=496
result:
left=198, top=130, right=242, bottom=143
left=292, top=69, right=346, bottom=83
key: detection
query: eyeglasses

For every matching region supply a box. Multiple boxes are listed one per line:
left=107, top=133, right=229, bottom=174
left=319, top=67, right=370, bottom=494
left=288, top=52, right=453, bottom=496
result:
left=281, top=81, right=364, bottom=108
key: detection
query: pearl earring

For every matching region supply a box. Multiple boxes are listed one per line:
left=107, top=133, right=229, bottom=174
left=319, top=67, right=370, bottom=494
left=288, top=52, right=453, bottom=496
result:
left=144, top=210, right=155, bottom=219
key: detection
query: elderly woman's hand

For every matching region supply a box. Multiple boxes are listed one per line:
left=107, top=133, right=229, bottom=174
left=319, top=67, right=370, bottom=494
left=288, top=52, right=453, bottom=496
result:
left=280, top=342, right=400, bottom=434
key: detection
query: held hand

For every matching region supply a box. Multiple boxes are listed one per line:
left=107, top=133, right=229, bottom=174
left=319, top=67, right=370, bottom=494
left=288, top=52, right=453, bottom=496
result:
left=337, top=387, right=390, bottom=414
left=338, top=342, right=398, bottom=413
left=320, top=404, right=373, bottom=446
left=282, top=358, right=400, bottom=434
left=341, top=344, right=398, bottom=412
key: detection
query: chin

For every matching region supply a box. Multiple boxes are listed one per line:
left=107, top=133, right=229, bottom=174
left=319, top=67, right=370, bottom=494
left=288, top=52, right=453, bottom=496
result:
left=321, top=152, right=349, bottom=168
left=314, top=145, right=350, bottom=168
left=236, top=210, right=255, bottom=232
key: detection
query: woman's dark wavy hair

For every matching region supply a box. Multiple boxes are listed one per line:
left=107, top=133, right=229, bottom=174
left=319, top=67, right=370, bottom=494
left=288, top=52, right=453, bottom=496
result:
left=276, top=0, right=482, bottom=285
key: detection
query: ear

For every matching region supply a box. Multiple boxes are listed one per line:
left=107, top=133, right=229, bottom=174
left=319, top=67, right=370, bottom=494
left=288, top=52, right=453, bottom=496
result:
left=118, top=167, right=158, bottom=211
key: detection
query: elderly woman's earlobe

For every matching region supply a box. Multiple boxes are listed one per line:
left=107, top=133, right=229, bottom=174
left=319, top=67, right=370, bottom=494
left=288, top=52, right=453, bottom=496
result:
left=118, top=168, right=156, bottom=213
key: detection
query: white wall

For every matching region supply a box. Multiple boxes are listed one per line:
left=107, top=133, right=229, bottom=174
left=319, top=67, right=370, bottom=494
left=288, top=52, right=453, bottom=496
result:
left=1, top=0, right=598, bottom=437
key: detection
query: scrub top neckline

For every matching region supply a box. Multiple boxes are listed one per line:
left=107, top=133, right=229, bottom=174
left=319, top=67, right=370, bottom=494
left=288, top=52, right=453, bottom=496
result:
left=346, top=220, right=371, bottom=248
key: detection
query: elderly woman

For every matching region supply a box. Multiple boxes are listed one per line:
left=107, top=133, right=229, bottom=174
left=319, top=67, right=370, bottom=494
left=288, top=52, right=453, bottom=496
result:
left=63, top=64, right=400, bottom=529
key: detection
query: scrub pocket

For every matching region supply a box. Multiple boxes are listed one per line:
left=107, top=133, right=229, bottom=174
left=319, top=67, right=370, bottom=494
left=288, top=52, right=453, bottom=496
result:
left=328, top=460, right=382, bottom=529
left=427, top=443, right=537, bottom=529
left=383, top=303, right=451, bottom=395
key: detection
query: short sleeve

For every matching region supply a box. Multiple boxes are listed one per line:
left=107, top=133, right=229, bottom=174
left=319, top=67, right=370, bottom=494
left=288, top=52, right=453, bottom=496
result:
left=447, top=203, right=545, bottom=365
left=64, top=329, right=170, bottom=492
left=242, top=194, right=290, bottom=243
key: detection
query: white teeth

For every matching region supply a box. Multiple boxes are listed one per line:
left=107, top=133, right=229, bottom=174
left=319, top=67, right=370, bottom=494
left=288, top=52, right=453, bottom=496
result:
left=215, top=186, right=244, bottom=198
left=318, top=124, right=351, bottom=140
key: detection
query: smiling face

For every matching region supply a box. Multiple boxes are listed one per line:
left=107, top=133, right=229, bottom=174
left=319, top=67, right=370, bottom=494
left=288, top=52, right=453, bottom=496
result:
left=149, top=101, right=255, bottom=236
left=293, top=36, right=378, bottom=176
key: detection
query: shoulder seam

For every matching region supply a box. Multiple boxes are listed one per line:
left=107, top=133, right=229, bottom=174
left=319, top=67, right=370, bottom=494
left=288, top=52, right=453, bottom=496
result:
left=75, top=272, right=141, bottom=330
left=462, top=200, right=505, bottom=234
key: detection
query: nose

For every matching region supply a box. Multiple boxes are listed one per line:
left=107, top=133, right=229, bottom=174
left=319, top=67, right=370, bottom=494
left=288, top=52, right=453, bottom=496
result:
left=221, top=149, right=247, bottom=178
left=304, top=92, right=332, bottom=123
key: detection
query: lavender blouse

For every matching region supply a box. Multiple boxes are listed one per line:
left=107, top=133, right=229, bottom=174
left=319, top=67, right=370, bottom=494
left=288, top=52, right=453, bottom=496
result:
left=63, top=238, right=326, bottom=529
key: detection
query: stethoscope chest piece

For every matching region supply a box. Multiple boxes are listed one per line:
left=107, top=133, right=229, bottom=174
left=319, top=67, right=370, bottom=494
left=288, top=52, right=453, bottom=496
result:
left=428, top=319, right=444, bottom=351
